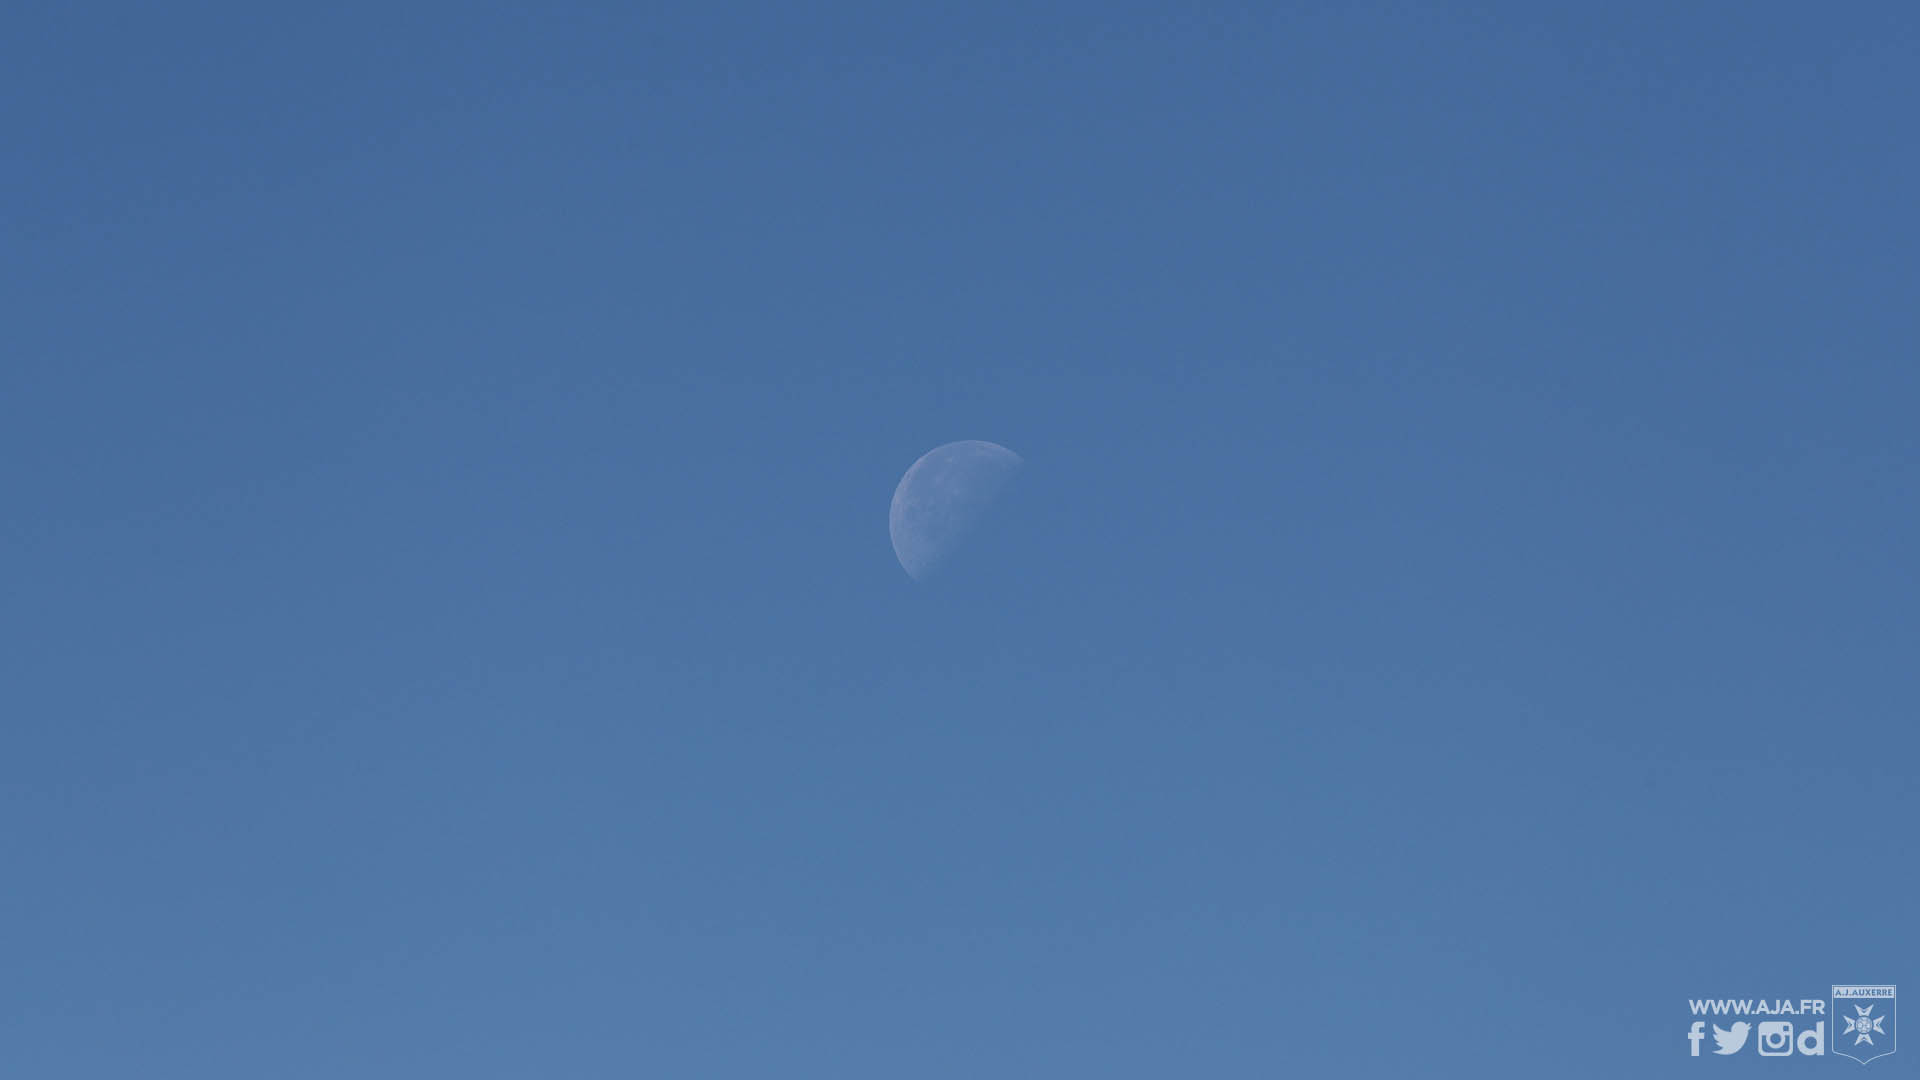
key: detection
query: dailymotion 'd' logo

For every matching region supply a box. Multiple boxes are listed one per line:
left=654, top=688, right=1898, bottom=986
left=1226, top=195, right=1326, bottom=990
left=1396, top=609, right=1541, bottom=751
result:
left=1686, top=986, right=1896, bottom=1065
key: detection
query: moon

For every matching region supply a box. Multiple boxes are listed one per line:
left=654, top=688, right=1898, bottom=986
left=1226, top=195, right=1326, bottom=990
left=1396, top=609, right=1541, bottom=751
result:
left=889, top=440, right=1024, bottom=580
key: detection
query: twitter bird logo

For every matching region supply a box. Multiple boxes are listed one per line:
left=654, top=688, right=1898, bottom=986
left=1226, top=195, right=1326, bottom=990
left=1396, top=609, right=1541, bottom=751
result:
left=1713, top=1022, right=1752, bottom=1054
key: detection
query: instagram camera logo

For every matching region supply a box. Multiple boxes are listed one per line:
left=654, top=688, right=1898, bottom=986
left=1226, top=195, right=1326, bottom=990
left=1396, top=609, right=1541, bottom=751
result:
left=1757, top=1021, right=1794, bottom=1056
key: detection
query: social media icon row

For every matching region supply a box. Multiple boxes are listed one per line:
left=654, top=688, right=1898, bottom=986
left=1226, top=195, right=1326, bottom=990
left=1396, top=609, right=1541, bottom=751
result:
left=1689, top=1020, right=1826, bottom=1056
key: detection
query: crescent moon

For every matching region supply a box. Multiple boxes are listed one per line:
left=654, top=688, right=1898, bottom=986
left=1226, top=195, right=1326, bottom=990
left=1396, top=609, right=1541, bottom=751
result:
left=889, top=440, right=1024, bottom=580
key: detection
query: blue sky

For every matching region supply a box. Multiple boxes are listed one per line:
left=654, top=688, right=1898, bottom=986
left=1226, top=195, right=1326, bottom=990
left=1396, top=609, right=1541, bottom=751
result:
left=4, top=3, right=1915, bottom=1076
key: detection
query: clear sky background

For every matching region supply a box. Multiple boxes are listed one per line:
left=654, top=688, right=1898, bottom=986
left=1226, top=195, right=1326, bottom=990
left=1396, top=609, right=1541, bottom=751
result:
left=5, top=3, right=1915, bottom=1076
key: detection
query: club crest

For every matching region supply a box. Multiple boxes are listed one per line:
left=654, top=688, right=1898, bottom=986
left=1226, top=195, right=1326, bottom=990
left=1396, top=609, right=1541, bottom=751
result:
left=1831, top=985, right=1896, bottom=1065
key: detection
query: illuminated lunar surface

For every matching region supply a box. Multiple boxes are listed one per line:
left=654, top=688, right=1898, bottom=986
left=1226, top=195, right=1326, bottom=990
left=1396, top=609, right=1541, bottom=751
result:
left=888, top=440, right=1024, bottom=580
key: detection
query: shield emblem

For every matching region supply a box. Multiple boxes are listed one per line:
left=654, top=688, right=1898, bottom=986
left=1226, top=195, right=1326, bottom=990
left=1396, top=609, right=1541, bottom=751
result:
left=1832, top=985, right=1896, bottom=1065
